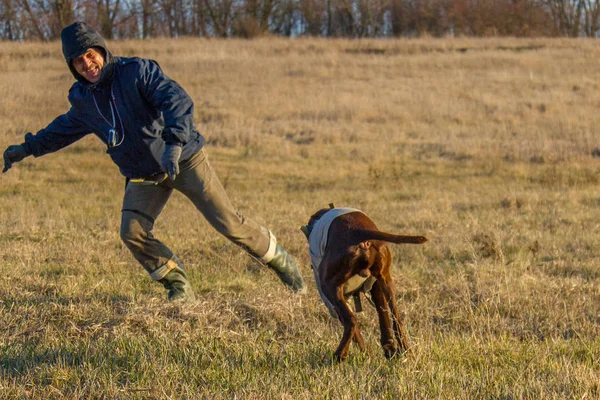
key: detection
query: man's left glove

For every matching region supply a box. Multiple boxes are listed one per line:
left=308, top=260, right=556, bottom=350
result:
left=3, top=144, right=31, bottom=173
left=161, top=144, right=182, bottom=180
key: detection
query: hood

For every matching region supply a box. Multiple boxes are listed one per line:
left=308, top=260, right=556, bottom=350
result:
left=61, top=22, right=115, bottom=87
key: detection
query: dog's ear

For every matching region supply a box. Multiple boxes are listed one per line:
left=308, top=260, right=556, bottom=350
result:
left=329, top=203, right=335, bottom=209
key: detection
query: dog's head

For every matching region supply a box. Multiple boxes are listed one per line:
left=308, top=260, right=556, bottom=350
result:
left=300, top=205, right=336, bottom=240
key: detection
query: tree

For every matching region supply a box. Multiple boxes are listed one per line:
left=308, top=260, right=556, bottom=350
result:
left=544, top=0, right=584, bottom=36
left=203, top=0, right=235, bottom=37
left=97, top=0, right=122, bottom=39
left=1, top=0, right=18, bottom=40
left=581, top=0, right=600, bottom=36
left=20, top=0, right=48, bottom=40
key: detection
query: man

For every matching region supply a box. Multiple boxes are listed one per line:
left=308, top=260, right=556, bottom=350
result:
left=2, top=21, right=305, bottom=301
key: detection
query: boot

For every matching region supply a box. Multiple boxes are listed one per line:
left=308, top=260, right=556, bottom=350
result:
left=267, top=245, right=306, bottom=293
left=158, top=265, right=196, bottom=302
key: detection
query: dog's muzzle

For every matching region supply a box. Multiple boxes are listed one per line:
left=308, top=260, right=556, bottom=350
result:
left=300, top=224, right=313, bottom=240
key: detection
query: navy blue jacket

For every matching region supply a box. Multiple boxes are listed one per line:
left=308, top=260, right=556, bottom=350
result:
left=25, top=23, right=205, bottom=179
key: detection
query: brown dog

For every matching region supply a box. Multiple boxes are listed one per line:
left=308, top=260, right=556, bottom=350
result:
left=301, top=205, right=427, bottom=361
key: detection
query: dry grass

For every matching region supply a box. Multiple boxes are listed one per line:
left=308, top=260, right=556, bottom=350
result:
left=1, top=37, right=599, bottom=399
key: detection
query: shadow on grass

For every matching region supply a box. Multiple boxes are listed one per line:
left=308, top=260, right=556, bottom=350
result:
left=1, top=292, right=133, bottom=378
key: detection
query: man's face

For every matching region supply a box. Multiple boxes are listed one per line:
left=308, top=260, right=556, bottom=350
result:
left=72, top=48, right=104, bottom=83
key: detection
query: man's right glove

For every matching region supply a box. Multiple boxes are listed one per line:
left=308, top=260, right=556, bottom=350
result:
left=3, top=144, right=30, bottom=173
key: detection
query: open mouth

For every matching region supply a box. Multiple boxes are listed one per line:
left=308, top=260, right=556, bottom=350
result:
left=82, top=66, right=101, bottom=81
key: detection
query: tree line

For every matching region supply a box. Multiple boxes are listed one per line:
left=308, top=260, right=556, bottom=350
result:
left=2, top=0, right=600, bottom=40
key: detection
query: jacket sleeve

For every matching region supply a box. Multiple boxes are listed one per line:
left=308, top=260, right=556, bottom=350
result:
left=25, top=109, right=90, bottom=157
left=137, top=59, right=194, bottom=145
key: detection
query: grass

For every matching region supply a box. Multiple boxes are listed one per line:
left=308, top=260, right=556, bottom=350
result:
left=0, top=37, right=599, bottom=398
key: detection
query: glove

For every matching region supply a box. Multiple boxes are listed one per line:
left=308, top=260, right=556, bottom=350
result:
left=3, top=144, right=30, bottom=173
left=161, top=144, right=182, bottom=180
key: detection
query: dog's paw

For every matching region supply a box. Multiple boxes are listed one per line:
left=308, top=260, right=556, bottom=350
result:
left=333, top=351, right=347, bottom=363
left=384, top=346, right=409, bottom=360
left=383, top=345, right=401, bottom=360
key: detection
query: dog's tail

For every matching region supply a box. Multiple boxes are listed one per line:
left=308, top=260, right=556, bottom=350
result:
left=354, top=229, right=428, bottom=245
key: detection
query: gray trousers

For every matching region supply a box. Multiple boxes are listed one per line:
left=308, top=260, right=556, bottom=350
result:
left=119, top=148, right=273, bottom=281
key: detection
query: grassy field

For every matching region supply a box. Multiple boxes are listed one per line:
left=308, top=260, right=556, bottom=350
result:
left=0, top=37, right=599, bottom=399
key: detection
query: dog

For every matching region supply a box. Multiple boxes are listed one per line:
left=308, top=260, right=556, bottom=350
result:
left=301, top=204, right=427, bottom=361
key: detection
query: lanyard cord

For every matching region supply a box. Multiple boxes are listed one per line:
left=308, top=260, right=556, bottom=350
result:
left=92, top=85, right=125, bottom=147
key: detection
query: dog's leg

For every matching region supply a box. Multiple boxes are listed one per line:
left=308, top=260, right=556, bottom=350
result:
left=379, top=275, right=410, bottom=354
left=370, top=280, right=397, bottom=358
left=322, top=283, right=362, bottom=362
left=378, top=246, right=410, bottom=355
left=351, top=313, right=366, bottom=352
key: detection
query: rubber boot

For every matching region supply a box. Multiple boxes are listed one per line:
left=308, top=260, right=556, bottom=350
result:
left=158, top=265, right=196, bottom=302
left=267, top=245, right=306, bottom=293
